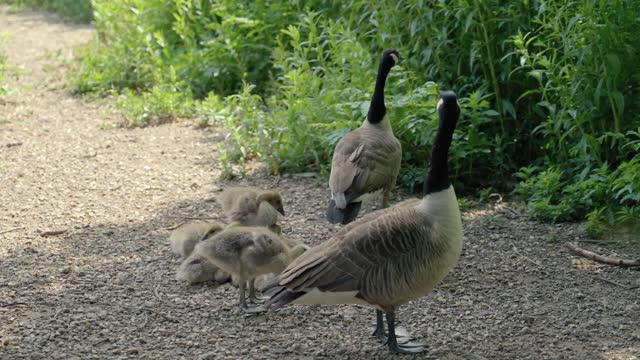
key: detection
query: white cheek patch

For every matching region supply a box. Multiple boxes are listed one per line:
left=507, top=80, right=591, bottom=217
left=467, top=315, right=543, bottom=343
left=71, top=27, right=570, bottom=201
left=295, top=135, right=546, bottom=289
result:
left=436, top=98, right=443, bottom=111
left=390, top=53, right=399, bottom=64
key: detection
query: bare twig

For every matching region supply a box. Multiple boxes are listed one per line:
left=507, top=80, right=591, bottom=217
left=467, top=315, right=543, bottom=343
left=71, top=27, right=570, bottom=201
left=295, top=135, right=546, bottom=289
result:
left=272, top=174, right=282, bottom=186
left=165, top=221, right=187, bottom=231
left=93, top=338, right=110, bottom=346
left=510, top=240, right=543, bottom=267
left=489, top=193, right=503, bottom=203
left=502, top=206, right=528, bottom=218
left=6, top=142, right=23, bottom=148
left=40, top=229, right=68, bottom=237
left=576, top=239, right=619, bottom=245
left=53, top=308, right=63, bottom=318
left=0, top=302, right=28, bottom=308
left=139, top=307, right=177, bottom=323
left=565, top=242, right=640, bottom=267
left=494, top=202, right=528, bottom=219
left=166, top=216, right=220, bottom=221
left=118, top=303, right=177, bottom=322
left=137, top=314, right=149, bottom=330
left=0, top=227, right=24, bottom=235
left=591, top=275, right=630, bottom=289
left=154, top=284, right=162, bottom=301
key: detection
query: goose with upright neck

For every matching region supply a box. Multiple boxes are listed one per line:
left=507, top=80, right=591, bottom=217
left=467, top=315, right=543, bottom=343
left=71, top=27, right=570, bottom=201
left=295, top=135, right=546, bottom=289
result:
left=326, top=49, right=402, bottom=225
left=265, top=92, right=463, bottom=354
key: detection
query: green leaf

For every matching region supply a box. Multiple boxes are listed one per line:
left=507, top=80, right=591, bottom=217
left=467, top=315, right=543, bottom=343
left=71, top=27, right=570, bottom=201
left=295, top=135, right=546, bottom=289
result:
left=610, top=90, right=625, bottom=116
left=605, top=54, right=621, bottom=77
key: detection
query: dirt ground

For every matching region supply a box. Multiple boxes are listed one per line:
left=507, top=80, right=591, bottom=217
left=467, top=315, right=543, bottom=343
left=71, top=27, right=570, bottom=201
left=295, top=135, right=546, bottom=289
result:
left=1, top=7, right=639, bottom=360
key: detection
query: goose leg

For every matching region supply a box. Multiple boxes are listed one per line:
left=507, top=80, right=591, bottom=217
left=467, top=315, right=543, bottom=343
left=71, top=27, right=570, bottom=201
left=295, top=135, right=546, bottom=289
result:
left=385, top=311, right=425, bottom=354
left=248, top=278, right=269, bottom=304
left=374, top=194, right=390, bottom=342
left=373, top=310, right=417, bottom=345
left=239, top=278, right=266, bottom=314
left=372, top=310, right=387, bottom=343
left=382, top=191, right=390, bottom=208
left=374, top=193, right=420, bottom=345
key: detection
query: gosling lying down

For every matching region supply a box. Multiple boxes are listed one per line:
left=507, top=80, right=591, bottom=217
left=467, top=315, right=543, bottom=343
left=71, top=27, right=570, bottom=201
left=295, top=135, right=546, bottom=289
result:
left=171, top=222, right=230, bottom=284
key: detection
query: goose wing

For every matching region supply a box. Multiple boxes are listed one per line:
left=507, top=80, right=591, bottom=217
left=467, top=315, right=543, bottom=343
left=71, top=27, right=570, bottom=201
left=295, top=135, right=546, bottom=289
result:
left=329, top=129, right=402, bottom=204
left=333, top=198, right=421, bottom=238
left=269, top=205, right=428, bottom=307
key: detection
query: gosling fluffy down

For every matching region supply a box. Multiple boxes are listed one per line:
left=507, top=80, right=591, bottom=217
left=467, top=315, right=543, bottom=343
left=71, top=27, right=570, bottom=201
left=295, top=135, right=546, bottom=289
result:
left=229, top=234, right=309, bottom=289
left=169, top=222, right=225, bottom=259
left=193, top=226, right=307, bottom=312
left=217, top=187, right=285, bottom=228
left=171, top=222, right=229, bottom=285
left=176, top=254, right=231, bottom=284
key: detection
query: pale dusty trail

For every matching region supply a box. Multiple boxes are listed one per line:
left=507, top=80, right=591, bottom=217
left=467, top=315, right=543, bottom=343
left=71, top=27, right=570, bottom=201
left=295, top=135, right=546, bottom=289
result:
left=1, top=6, right=639, bottom=360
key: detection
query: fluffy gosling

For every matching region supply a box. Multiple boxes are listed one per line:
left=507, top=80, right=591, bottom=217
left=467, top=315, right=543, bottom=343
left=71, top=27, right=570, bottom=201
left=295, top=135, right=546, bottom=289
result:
left=193, top=226, right=307, bottom=313
left=217, top=187, right=285, bottom=229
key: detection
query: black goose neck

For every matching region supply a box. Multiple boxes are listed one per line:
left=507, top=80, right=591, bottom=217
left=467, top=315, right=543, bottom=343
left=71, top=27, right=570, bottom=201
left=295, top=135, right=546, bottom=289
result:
left=423, top=94, right=460, bottom=195
left=367, top=58, right=394, bottom=124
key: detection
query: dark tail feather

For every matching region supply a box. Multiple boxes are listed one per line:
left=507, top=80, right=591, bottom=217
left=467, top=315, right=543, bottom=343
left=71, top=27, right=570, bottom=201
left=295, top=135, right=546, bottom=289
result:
left=262, top=275, right=282, bottom=296
left=326, top=199, right=362, bottom=225
left=262, top=275, right=306, bottom=310
left=265, top=287, right=305, bottom=310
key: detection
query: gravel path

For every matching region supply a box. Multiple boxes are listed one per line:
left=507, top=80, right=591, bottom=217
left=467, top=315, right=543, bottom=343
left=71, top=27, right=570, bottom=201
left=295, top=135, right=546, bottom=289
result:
left=1, top=7, right=639, bottom=360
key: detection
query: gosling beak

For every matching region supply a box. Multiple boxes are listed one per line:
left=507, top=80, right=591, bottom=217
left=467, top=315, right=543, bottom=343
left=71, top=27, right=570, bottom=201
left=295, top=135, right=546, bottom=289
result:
left=278, top=207, right=285, bottom=216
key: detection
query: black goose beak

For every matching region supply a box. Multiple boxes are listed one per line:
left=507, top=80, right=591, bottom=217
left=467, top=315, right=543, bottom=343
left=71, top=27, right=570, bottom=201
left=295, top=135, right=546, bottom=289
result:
left=278, top=207, right=285, bottom=216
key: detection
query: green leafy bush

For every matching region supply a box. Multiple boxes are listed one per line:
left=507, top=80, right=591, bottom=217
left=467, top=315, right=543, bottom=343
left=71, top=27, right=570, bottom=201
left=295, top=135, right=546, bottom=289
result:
left=72, top=0, right=640, bottom=229
left=117, top=85, right=195, bottom=126
left=0, top=0, right=93, bottom=22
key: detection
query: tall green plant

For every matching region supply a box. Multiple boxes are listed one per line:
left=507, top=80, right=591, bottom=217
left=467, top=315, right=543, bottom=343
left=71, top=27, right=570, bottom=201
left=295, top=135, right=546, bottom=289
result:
left=72, top=0, right=640, bottom=229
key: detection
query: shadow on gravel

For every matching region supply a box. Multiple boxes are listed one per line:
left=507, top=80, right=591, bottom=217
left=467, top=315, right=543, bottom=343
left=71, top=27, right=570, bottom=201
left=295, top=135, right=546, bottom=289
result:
left=2, top=175, right=639, bottom=359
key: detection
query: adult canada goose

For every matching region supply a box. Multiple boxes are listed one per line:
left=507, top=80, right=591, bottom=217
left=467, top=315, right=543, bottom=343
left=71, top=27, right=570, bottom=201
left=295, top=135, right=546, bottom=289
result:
left=265, top=91, right=463, bottom=354
left=326, top=49, right=402, bottom=225
left=218, top=187, right=285, bottom=229
left=193, top=226, right=308, bottom=313
left=169, top=222, right=225, bottom=259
